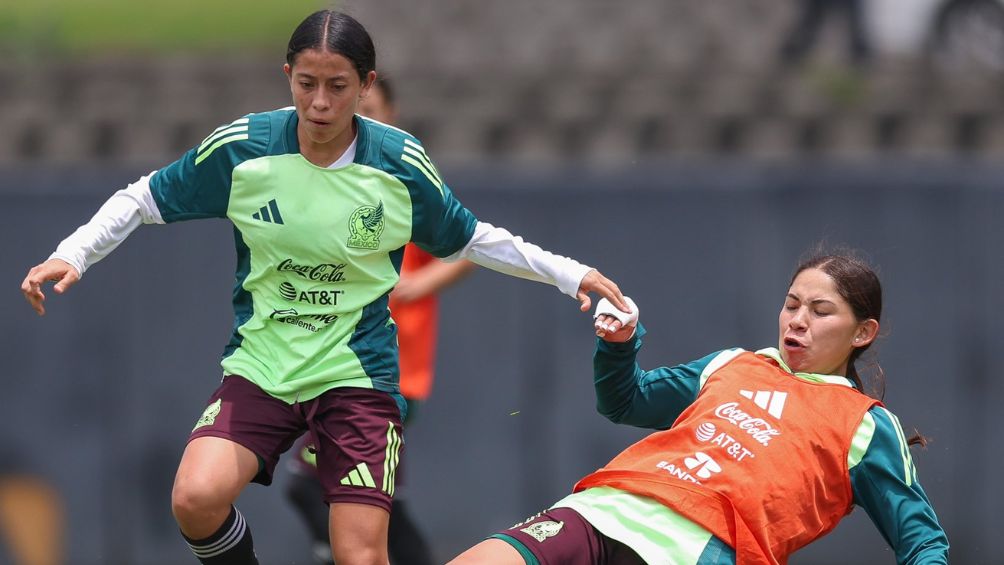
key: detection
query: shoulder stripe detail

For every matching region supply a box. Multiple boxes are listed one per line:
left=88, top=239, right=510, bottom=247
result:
left=402, top=139, right=444, bottom=186
left=403, top=138, right=443, bottom=182
left=199, top=118, right=250, bottom=149
left=877, top=407, right=915, bottom=486
left=404, top=139, right=438, bottom=168
left=195, top=133, right=249, bottom=166
left=401, top=154, right=444, bottom=196
left=699, top=349, right=745, bottom=389
left=848, top=411, right=875, bottom=470
left=401, top=141, right=445, bottom=197
left=199, top=124, right=249, bottom=153
left=403, top=138, right=425, bottom=151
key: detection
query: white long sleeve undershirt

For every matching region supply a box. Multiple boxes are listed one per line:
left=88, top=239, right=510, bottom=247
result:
left=447, top=221, right=592, bottom=298
left=49, top=173, right=163, bottom=276
left=48, top=175, right=592, bottom=298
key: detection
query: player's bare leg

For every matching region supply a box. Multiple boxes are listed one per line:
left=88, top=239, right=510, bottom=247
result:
left=172, top=437, right=260, bottom=563
left=448, top=538, right=525, bottom=564
left=329, top=502, right=390, bottom=565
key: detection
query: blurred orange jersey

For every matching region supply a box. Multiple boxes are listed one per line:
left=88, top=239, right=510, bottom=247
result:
left=390, top=243, right=438, bottom=400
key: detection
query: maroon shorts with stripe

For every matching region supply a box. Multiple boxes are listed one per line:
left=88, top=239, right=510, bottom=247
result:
left=289, top=397, right=420, bottom=486
left=189, top=375, right=404, bottom=512
left=493, top=507, right=644, bottom=565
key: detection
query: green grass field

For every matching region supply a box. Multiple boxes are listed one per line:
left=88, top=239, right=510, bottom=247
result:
left=0, top=0, right=329, bottom=55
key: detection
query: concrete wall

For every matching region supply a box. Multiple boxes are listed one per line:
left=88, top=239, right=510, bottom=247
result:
left=2, top=162, right=999, bottom=564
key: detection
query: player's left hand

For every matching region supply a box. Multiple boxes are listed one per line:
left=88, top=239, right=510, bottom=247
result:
left=593, top=296, right=638, bottom=341
left=576, top=269, right=628, bottom=314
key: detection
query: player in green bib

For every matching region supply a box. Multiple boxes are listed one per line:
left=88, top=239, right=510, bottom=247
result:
left=20, top=11, right=628, bottom=565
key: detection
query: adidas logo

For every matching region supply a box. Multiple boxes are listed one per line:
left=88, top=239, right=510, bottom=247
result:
left=340, top=463, right=376, bottom=488
left=252, top=199, right=284, bottom=224
left=739, top=390, right=787, bottom=419
left=335, top=423, right=402, bottom=495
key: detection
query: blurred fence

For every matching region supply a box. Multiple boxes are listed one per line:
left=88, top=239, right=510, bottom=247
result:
left=3, top=56, right=1003, bottom=169
left=2, top=162, right=1001, bottom=564
left=4, top=0, right=1004, bottom=168
left=3, top=1, right=1003, bottom=562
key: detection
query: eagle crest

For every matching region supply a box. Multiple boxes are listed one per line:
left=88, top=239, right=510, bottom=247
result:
left=361, top=201, right=384, bottom=233
left=519, top=520, right=564, bottom=542
left=347, top=201, right=386, bottom=250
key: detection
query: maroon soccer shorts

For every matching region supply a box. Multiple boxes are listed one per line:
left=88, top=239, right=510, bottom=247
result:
left=493, top=507, right=644, bottom=564
left=189, top=375, right=404, bottom=512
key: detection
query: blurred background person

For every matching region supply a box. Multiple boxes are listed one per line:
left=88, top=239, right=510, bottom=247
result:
left=924, top=0, right=1004, bottom=71
left=779, top=0, right=873, bottom=67
left=0, top=468, right=64, bottom=565
left=284, top=76, right=476, bottom=565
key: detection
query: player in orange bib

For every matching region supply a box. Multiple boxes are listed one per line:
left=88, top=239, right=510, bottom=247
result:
left=450, top=251, right=948, bottom=565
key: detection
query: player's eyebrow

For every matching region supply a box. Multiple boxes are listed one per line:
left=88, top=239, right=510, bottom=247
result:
left=786, top=293, right=836, bottom=306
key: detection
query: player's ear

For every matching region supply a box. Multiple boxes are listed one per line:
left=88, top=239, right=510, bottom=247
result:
left=360, top=71, right=377, bottom=98
left=853, top=319, right=879, bottom=348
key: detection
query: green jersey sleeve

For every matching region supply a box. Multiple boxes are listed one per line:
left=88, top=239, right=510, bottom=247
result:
left=360, top=120, right=477, bottom=257
left=850, top=407, right=950, bottom=563
left=149, top=114, right=271, bottom=222
left=593, top=324, right=734, bottom=429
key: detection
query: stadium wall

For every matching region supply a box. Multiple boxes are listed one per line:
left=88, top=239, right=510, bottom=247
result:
left=2, top=163, right=999, bottom=564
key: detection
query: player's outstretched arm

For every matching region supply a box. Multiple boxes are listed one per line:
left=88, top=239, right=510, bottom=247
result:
left=448, top=221, right=631, bottom=316
left=21, top=259, right=80, bottom=316
left=19, top=173, right=167, bottom=318
left=577, top=269, right=628, bottom=313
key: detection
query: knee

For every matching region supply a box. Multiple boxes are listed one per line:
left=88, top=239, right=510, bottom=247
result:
left=328, top=502, right=390, bottom=564
left=171, top=476, right=232, bottom=524
left=331, top=544, right=387, bottom=565
left=333, top=533, right=387, bottom=565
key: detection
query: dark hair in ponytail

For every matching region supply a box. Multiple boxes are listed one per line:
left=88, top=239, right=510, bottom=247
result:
left=792, top=249, right=927, bottom=447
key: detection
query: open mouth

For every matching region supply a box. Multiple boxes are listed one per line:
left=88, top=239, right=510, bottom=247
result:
left=783, top=337, right=804, bottom=349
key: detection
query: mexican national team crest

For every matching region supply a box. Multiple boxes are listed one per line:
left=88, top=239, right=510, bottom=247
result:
left=520, top=520, right=564, bottom=543
left=347, top=201, right=385, bottom=250
left=193, top=399, right=222, bottom=431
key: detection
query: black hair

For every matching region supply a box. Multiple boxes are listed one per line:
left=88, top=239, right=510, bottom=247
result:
left=286, top=10, right=376, bottom=82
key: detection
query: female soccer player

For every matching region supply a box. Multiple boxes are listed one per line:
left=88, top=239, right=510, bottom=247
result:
left=450, top=252, right=949, bottom=564
left=20, top=10, right=625, bottom=565
left=284, top=75, right=474, bottom=565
